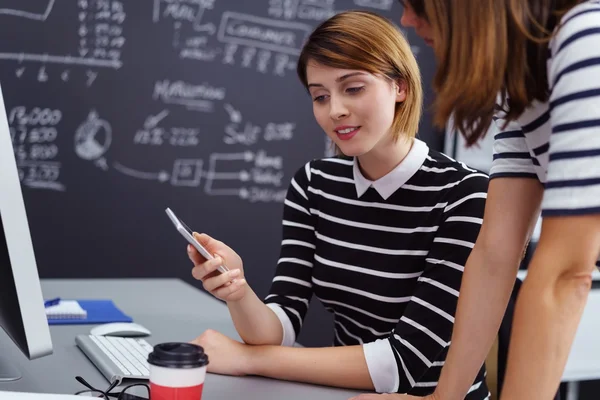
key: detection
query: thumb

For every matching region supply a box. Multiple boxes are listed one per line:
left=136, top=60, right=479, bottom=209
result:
left=193, top=232, right=216, bottom=250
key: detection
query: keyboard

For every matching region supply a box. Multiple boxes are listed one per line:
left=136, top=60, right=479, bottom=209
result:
left=76, top=334, right=153, bottom=383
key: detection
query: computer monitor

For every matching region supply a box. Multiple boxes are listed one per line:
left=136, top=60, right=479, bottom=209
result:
left=0, top=83, right=53, bottom=381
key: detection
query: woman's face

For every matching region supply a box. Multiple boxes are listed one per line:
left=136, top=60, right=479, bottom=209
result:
left=306, top=61, right=406, bottom=158
left=399, top=0, right=434, bottom=47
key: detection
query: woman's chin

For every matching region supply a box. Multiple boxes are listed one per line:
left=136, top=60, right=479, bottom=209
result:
left=334, top=141, right=368, bottom=158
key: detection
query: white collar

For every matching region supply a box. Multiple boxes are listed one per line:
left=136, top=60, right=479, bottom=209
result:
left=353, top=138, right=429, bottom=199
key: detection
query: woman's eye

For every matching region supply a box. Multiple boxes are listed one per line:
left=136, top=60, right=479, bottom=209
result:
left=347, top=86, right=365, bottom=94
left=313, top=95, right=328, bottom=103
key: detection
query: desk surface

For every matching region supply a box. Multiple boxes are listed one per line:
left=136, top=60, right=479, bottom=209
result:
left=0, top=279, right=363, bottom=399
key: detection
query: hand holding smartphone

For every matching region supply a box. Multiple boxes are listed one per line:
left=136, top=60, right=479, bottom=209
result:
left=165, top=207, right=229, bottom=274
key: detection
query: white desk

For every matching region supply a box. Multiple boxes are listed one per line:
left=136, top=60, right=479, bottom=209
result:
left=517, top=271, right=600, bottom=400
left=0, top=279, right=363, bottom=399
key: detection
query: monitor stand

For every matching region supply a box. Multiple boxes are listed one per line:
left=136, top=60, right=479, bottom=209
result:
left=0, top=355, right=21, bottom=381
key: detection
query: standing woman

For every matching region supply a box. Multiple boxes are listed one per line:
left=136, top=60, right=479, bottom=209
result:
left=353, top=1, right=600, bottom=399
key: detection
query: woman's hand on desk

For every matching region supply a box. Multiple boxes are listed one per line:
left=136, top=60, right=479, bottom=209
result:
left=191, top=329, right=251, bottom=376
left=189, top=233, right=248, bottom=302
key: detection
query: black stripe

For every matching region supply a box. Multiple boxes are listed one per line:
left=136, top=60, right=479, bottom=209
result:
left=550, top=88, right=600, bottom=110
left=553, top=118, right=600, bottom=133
left=522, top=111, right=550, bottom=133
left=532, top=143, right=550, bottom=156
left=495, top=130, right=524, bottom=140
left=553, top=57, right=600, bottom=87
left=531, top=157, right=541, bottom=166
left=550, top=148, right=600, bottom=161
left=545, top=177, right=600, bottom=189
left=556, top=27, right=600, bottom=55
left=490, top=172, right=539, bottom=180
left=542, top=206, right=600, bottom=217
left=493, top=152, right=532, bottom=160
left=561, top=6, right=600, bottom=27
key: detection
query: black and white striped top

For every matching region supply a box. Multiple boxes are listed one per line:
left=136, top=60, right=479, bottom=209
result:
left=264, top=139, right=490, bottom=398
left=490, top=0, right=600, bottom=217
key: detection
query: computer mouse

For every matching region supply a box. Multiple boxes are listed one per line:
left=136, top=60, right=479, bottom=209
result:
left=90, top=322, right=151, bottom=337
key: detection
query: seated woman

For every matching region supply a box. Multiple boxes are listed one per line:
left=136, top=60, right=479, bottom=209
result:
left=187, top=10, right=489, bottom=399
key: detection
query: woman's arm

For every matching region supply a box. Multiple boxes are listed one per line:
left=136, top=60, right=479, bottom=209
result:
left=193, top=329, right=372, bottom=389
left=249, top=344, right=374, bottom=390
left=499, top=215, right=600, bottom=399
left=433, top=177, right=543, bottom=400
left=190, top=234, right=284, bottom=346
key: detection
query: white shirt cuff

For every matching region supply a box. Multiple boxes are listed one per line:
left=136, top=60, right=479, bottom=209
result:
left=266, top=303, right=296, bottom=347
left=363, top=339, right=399, bottom=393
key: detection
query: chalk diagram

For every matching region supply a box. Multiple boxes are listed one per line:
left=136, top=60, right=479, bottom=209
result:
left=0, top=0, right=55, bottom=21
left=74, top=111, right=112, bottom=161
left=70, top=108, right=284, bottom=202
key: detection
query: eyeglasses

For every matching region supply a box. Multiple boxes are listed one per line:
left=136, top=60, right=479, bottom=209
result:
left=74, top=376, right=150, bottom=400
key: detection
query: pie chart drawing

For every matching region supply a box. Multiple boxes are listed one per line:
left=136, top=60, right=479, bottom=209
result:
left=75, top=111, right=112, bottom=160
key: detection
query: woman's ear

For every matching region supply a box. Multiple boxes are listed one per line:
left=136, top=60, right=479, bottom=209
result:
left=395, top=80, right=408, bottom=103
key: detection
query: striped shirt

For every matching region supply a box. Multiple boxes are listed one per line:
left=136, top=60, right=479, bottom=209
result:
left=264, top=139, right=489, bottom=397
left=490, top=0, right=600, bottom=217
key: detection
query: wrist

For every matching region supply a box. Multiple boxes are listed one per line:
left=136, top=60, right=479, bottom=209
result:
left=243, top=344, right=270, bottom=376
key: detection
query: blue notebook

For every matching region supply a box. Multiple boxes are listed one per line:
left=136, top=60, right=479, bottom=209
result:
left=47, top=299, right=133, bottom=325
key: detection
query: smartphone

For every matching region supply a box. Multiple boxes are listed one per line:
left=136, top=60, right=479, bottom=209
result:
left=165, top=207, right=229, bottom=274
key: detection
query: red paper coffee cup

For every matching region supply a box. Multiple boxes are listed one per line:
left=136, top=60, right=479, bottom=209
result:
left=147, top=342, right=209, bottom=400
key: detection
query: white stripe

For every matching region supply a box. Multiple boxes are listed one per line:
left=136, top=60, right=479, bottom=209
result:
left=316, top=232, right=428, bottom=256
left=308, top=186, right=448, bottom=212
left=284, top=306, right=303, bottom=326
left=433, top=237, right=475, bottom=249
left=426, top=258, right=465, bottom=272
left=315, top=254, right=424, bottom=279
left=304, top=162, right=311, bottom=181
left=336, top=312, right=389, bottom=337
left=393, top=347, right=415, bottom=387
left=310, top=209, right=439, bottom=234
left=273, top=275, right=312, bottom=288
left=284, top=199, right=310, bottom=215
left=444, top=192, right=487, bottom=212
left=395, top=335, right=432, bottom=367
left=335, top=321, right=363, bottom=344
left=414, top=381, right=438, bottom=387
left=310, top=168, right=354, bottom=184
left=446, top=216, right=483, bottom=224
left=432, top=361, right=445, bottom=366
left=313, top=277, right=412, bottom=303
left=400, top=316, right=448, bottom=347
left=290, top=178, right=307, bottom=201
left=411, top=297, right=455, bottom=322
left=418, top=277, right=459, bottom=297
left=426, top=155, right=437, bottom=162
left=281, top=239, right=315, bottom=249
left=323, top=157, right=353, bottom=165
left=459, top=161, right=478, bottom=172
left=334, top=329, right=347, bottom=345
left=277, top=257, right=313, bottom=267
left=264, top=294, right=310, bottom=307
left=420, top=165, right=457, bottom=173
left=468, top=380, right=483, bottom=394
left=319, top=297, right=399, bottom=323
left=403, top=180, right=461, bottom=191
left=282, top=220, right=314, bottom=231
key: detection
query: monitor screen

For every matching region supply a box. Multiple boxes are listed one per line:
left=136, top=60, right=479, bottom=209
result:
left=0, top=83, right=53, bottom=381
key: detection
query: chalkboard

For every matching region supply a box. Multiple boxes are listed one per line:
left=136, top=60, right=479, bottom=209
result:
left=0, top=0, right=437, bottom=344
